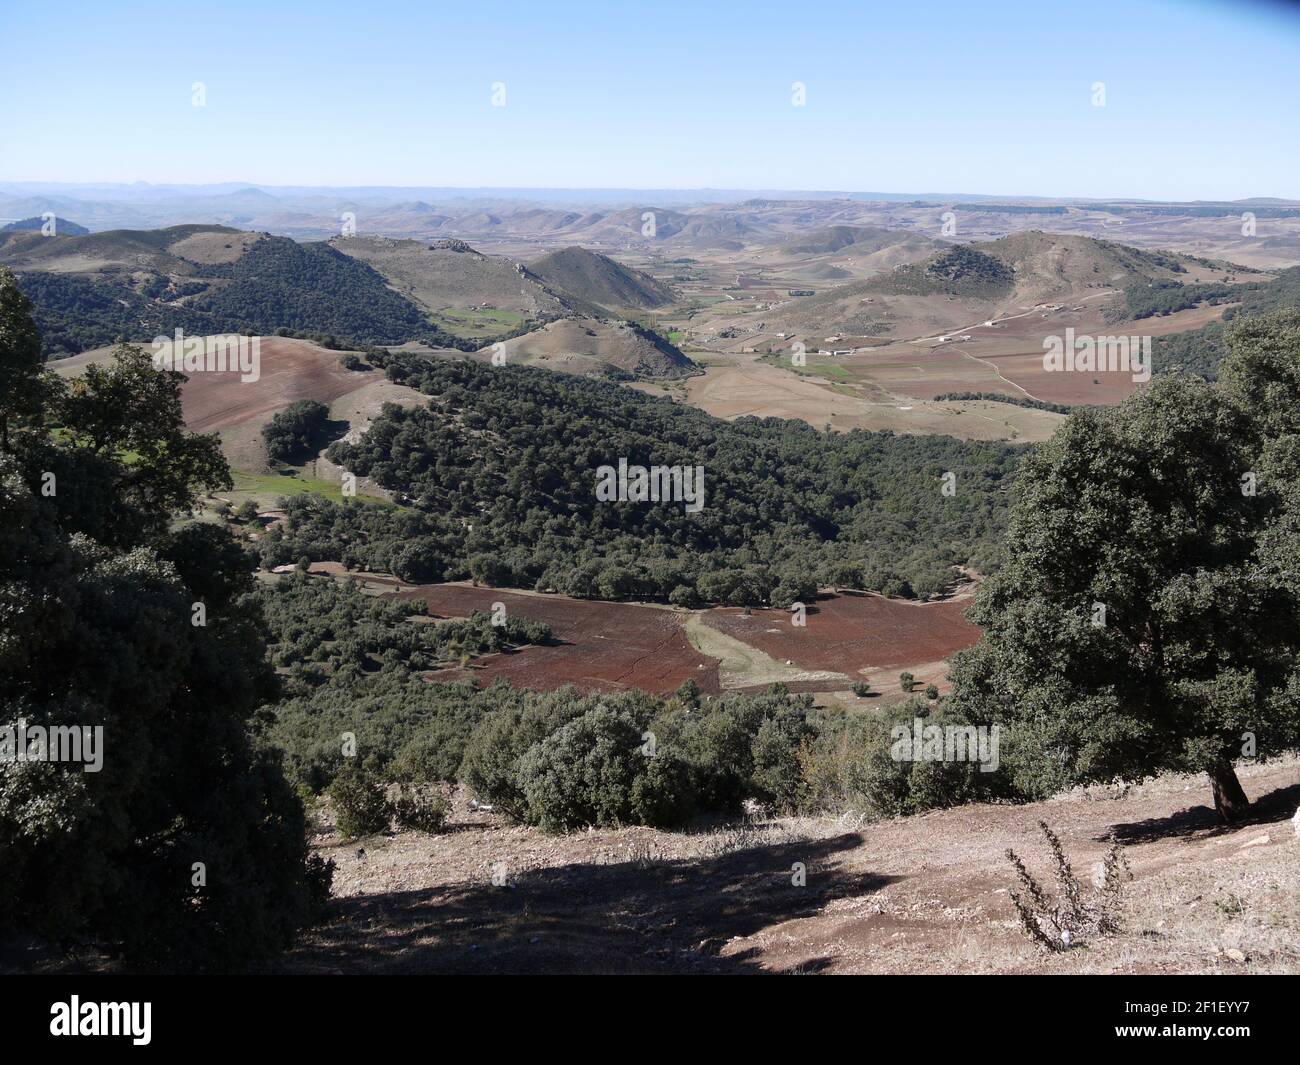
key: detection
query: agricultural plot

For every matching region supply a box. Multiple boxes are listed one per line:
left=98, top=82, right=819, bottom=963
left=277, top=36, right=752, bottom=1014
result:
left=392, top=584, right=722, bottom=695
left=701, top=592, right=981, bottom=679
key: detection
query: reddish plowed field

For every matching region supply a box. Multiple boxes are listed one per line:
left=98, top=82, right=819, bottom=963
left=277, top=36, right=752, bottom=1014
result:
left=702, top=592, right=980, bottom=674
left=394, top=584, right=720, bottom=696
left=178, top=337, right=365, bottom=432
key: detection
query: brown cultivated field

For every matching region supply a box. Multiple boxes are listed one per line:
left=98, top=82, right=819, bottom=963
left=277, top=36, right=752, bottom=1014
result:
left=170, top=337, right=371, bottom=434
left=827, top=298, right=1236, bottom=408
left=671, top=356, right=1064, bottom=441
left=56, top=336, right=365, bottom=432
left=57, top=337, right=425, bottom=471
left=702, top=592, right=980, bottom=677
left=393, top=584, right=721, bottom=695
left=308, top=577, right=984, bottom=700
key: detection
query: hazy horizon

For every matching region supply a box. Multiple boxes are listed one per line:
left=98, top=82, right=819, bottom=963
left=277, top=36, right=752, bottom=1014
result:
left=3, top=179, right=1298, bottom=208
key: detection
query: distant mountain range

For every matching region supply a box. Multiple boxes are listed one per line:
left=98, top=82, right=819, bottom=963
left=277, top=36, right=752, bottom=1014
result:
left=3, top=184, right=1297, bottom=255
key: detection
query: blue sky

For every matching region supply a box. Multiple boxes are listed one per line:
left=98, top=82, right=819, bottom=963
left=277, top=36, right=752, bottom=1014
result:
left=3, top=0, right=1298, bottom=199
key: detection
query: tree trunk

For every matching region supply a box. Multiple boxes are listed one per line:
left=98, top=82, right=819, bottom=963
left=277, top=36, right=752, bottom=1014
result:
left=1209, top=761, right=1250, bottom=823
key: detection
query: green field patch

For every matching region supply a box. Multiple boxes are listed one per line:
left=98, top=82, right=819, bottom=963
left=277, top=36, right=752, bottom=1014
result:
left=429, top=306, right=526, bottom=340
left=230, top=468, right=388, bottom=506
left=764, top=354, right=855, bottom=381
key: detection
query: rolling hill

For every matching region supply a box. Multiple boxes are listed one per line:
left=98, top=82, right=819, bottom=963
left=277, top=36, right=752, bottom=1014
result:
left=4, top=224, right=460, bottom=356
left=527, top=246, right=676, bottom=310
left=493, top=317, right=696, bottom=378
left=1, top=215, right=90, bottom=236
left=7, top=223, right=698, bottom=363
left=778, top=224, right=937, bottom=257
left=334, top=235, right=559, bottom=314
left=756, top=231, right=1248, bottom=341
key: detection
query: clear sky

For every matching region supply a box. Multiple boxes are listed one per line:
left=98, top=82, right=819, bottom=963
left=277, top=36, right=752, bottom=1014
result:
left=3, top=0, right=1298, bottom=200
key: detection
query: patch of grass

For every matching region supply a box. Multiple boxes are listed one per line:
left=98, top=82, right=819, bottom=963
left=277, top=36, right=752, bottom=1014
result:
left=764, top=354, right=855, bottom=381
left=429, top=307, right=526, bottom=340
left=229, top=468, right=388, bottom=506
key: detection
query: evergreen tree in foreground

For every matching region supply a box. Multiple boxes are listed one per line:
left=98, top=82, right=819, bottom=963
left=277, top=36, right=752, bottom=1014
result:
left=0, top=278, right=330, bottom=968
left=949, top=312, right=1300, bottom=822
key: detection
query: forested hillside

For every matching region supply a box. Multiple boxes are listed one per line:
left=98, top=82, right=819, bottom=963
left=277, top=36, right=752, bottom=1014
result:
left=258, top=354, right=1022, bottom=604
left=10, top=230, right=475, bottom=356
left=1147, top=266, right=1300, bottom=378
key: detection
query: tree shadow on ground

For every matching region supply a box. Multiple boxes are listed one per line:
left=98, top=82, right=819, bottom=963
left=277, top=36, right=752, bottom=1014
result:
left=1105, top=778, right=1300, bottom=845
left=282, top=832, right=892, bottom=974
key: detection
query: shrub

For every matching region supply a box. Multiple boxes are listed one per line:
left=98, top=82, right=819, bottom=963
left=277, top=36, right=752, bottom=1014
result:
left=328, top=766, right=390, bottom=839
left=750, top=712, right=813, bottom=813
left=390, top=788, right=450, bottom=834
left=668, top=584, right=699, bottom=608
left=458, top=691, right=590, bottom=820
left=304, top=854, right=336, bottom=918
left=669, top=703, right=756, bottom=815
left=1006, top=821, right=1132, bottom=951
left=453, top=686, right=821, bottom=833
left=516, top=707, right=646, bottom=832
left=390, top=730, right=459, bottom=784
left=800, top=699, right=1012, bottom=818
left=899, top=671, right=916, bottom=692
left=629, top=750, right=697, bottom=828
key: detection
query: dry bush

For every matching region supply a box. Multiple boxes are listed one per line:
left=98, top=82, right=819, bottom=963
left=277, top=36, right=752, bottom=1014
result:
left=1005, top=820, right=1132, bottom=951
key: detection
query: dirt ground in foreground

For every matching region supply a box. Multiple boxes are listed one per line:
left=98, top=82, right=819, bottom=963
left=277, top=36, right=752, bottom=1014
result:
left=280, top=759, right=1300, bottom=975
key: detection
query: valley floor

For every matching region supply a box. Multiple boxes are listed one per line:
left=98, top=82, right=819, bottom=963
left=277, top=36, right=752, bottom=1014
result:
left=280, top=758, right=1300, bottom=975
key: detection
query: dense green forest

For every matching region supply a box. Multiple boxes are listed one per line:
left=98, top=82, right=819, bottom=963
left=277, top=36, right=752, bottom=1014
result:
left=1148, top=266, right=1300, bottom=378
left=189, top=237, right=440, bottom=345
left=16, top=271, right=214, bottom=358
left=255, top=354, right=1021, bottom=604
left=1110, top=278, right=1258, bottom=321
left=259, top=573, right=551, bottom=684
